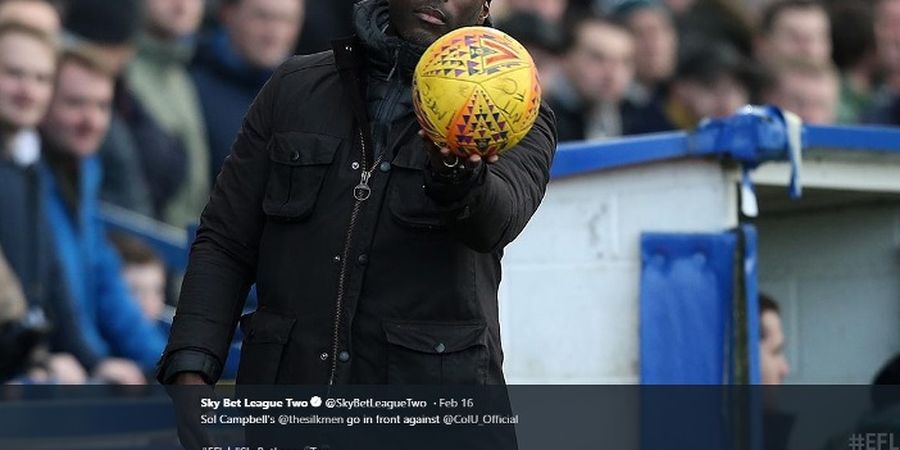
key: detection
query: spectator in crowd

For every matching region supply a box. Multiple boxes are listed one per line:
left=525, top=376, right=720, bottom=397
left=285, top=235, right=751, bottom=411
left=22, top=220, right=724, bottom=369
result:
left=613, top=0, right=676, bottom=98
left=64, top=0, right=190, bottom=222
left=0, top=22, right=54, bottom=159
left=39, top=45, right=167, bottom=384
left=827, top=1, right=877, bottom=124
left=492, top=0, right=569, bottom=23
left=0, top=245, right=88, bottom=384
left=110, top=233, right=242, bottom=379
left=760, top=293, right=790, bottom=385
left=822, top=352, right=900, bottom=450
left=108, top=234, right=170, bottom=327
left=611, top=0, right=677, bottom=135
left=0, top=244, right=37, bottom=381
left=755, top=0, right=831, bottom=67
left=192, top=0, right=304, bottom=180
left=662, top=0, right=695, bottom=14
left=126, top=0, right=210, bottom=228
left=673, top=0, right=755, bottom=58
left=496, top=11, right=565, bottom=89
left=544, top=14, right=635, bottom=141
left=759, top=293, right=795, bottom=450
left=0, top=21, right=103, bottom=380
left=764, top=58, right=839, bottom=124
left=652, top=42, right=760, bottom=131
left=872, top=353, right=900, bottom=405
left=0, top=0, right=61, bottom=35
left=865, top=0, right=900, bottom=126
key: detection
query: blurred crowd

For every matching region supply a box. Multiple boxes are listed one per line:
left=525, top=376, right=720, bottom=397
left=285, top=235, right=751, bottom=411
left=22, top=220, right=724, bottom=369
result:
left=0, top=0, right=898, bottom=385
left=501, top=0, right=900, bottom=140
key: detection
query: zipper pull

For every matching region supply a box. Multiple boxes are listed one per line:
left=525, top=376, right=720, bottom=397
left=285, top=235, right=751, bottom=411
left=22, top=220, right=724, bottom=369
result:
left=353, top=170, right=372, bottom=201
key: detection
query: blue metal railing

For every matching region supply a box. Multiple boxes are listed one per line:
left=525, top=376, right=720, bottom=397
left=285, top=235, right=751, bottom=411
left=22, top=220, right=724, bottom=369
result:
left=553, top=117, right=900, bottom=179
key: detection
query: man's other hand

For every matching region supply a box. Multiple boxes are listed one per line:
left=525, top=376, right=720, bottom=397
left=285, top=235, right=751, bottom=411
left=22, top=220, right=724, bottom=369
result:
left=173, top=372, right=208, bottom=385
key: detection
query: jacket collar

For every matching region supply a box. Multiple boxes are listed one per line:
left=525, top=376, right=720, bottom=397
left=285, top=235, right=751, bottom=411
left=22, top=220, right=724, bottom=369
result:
left=332, top=35, right=366, bottom=73
left=352, top=0, right=426, bottom=82
left=332, top=36, right=368, bottom=123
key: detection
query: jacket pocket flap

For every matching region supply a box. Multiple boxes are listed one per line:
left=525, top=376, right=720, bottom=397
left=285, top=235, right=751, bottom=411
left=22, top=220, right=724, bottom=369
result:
left=240, top=310, right=297, bottom=344
left=390, top=143, right=429, bottom=170
left=270, top=132, right=340, bottom=166
left=383, top=320, right=486, bottom=354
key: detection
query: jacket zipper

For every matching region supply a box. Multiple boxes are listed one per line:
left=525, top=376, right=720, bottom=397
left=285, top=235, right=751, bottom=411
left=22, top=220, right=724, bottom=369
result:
left=328, top=128, right=383, bottom=386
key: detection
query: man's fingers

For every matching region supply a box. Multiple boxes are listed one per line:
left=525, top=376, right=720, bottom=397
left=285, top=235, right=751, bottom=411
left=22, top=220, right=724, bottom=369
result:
left=418, top=128, right=501, bottom=170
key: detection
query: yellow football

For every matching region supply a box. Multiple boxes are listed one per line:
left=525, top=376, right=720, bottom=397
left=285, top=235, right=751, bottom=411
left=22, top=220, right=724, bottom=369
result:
left=412, top=26, right=541, bottom=158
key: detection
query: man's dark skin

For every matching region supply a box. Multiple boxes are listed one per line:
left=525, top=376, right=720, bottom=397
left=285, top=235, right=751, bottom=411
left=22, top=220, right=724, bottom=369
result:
left=175, top=0, right=496, bottom=386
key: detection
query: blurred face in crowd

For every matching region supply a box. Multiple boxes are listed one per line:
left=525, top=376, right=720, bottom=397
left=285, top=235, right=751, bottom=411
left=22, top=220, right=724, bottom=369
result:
left=672, top=75, right=748, bottom=123
left=0, top=31, right=55, bottom=134
left=388, top=0, right=488, bottom=48
left=565, top=20, right=635, bottom=104
left=502, top=0, right=566, bottom=23
left=528, top=45, right=562, bottom=90
left=875, top=0, right=900, bottom=78
left=222, top=0, right=304, bottom=69
left=767, top=69, right=838, bottom=124
left=759, top=5, right=831, bottom=66
left=664, top=0, right=695, bottom=14
left=760, top=309, right=790, bottom=385
left=41, top=61, right=113, bottom=158
left=0, top=0, right=61, bottom=35
left=123, top=262, right=166, bottom=320
left=625, top=7, right=677, bottom=87
left=146, top=0, right=205, bottom=39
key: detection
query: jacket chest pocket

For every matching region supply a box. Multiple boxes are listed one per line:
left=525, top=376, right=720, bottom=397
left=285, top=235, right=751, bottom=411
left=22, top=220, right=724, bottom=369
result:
left=388, top=145, right=447, bottom=231
left=262, top=132, right=340, bottom=221
left=383, top=320, right=488, bottom=385
left=236, top=309, right=297, bottom=384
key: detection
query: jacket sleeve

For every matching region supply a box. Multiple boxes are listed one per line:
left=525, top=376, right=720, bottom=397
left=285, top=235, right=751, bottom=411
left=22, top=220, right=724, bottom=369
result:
left=424, top=104, right=557, bottom=253
left=94, top=233, right=167, bottom=371
left=156, top=62, right=286, bottom=384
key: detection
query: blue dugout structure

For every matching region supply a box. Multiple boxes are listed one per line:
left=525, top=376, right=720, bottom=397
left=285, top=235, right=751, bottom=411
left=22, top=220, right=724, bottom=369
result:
left=551, top=106, right=900, bottom=385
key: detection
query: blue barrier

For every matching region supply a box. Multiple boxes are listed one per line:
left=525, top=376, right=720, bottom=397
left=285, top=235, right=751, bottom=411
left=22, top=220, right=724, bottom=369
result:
left=640, top=232, right=736, bottom=384
left=552, top=108, right=900, bottom=179
left=100, top=203, right=189, bottom=271
left=805, top=124, right=900, bottom=152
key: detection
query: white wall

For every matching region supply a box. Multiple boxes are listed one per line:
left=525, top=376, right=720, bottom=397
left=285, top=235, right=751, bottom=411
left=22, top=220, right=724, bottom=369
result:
left=499, top=159, right=739, bottom=384
left=757, top=203, right=900, bottom=383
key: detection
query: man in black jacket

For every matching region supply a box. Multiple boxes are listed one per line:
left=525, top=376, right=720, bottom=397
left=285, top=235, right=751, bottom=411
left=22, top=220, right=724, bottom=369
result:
left=159, top=0, right=556, bottom=389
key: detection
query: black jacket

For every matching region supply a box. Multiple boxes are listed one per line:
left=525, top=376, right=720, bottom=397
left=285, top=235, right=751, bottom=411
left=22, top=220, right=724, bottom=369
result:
left=158, top=37, right=557, bottom=386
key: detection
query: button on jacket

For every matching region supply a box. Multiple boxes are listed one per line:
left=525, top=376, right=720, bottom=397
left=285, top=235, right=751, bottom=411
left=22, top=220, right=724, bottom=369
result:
left=158, top=36, right=557, bottom=386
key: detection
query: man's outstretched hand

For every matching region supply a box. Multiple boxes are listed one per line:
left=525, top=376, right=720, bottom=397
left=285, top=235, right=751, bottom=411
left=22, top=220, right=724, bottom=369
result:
left=418, top=130, right=499, bottom=173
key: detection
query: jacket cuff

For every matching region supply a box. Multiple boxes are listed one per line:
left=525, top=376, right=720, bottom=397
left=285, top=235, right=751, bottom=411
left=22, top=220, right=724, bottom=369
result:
left=156, top=349, right=222, bottom=385
left=423, top=159, right=487, bottom=205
